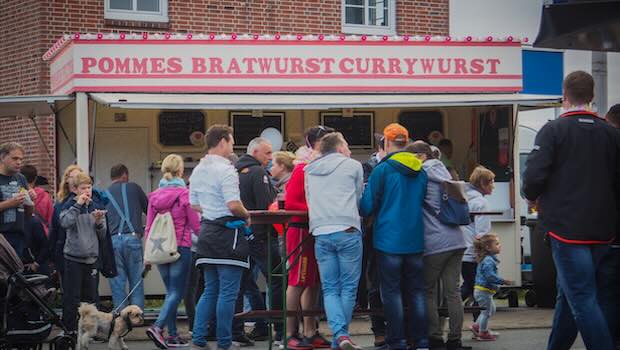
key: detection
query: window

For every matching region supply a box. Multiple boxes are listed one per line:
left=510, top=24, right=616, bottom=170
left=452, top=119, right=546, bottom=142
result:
left=158, top=111, right=205, bottom=146
left=321, top=112, right=374, bottom=149
left=230, top=112, right=285, bottom=149
left=398, top=111, right=444, bottom=143
left=105, top=0, right=168, bottom=22
left=342, top=0, right=396, bottom=35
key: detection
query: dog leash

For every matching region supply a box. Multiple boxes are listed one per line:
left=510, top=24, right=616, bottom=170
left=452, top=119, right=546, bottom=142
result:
left=111, top=266, right=150, bottom=316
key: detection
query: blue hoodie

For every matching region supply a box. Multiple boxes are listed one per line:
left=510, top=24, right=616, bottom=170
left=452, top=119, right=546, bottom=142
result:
left=360, top=151, right=428, bottom=254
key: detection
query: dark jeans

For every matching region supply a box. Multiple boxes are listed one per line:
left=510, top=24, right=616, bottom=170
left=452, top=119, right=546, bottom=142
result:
left=366, top=245, right=386, bottom=337
left=62, top=260, right=98, bottom=332
left=461, top=261, right=479, bottom=321
left=184, top=253, right=204, bottom=330
left=233, top=236, right=283, bottom=337
left=547, top=238, right=613, bottom=350
left=377, top=251, right=428, bottom=350
left=597, top=246, right=620, bottom=341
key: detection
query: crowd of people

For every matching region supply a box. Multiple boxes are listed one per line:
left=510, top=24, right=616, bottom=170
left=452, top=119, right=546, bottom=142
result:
left=0, top=70, right=619, bottom=350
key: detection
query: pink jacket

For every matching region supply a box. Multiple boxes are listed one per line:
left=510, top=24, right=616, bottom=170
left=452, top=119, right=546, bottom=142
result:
left=34, top=187, right=53, bottom=235
left=145, top=186, right=201, bottom=248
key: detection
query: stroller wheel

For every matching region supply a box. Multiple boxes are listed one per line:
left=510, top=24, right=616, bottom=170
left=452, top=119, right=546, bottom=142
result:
left=50, top=335, right=75, bottom=350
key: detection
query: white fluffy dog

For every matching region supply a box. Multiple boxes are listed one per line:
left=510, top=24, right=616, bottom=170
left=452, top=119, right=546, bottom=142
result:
left=77, top=303, right=144, bottom=350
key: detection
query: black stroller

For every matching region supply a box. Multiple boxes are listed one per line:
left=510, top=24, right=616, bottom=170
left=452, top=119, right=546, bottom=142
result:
left=0, top=234, right=74, bottom=350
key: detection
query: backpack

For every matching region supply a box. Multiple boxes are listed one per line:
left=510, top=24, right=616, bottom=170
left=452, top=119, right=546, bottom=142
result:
left=144, top=196, right=181, bottom=264
left=426, top=180, right=471, bottom=226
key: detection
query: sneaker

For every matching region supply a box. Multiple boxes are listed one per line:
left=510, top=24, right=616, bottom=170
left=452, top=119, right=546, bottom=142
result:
left=231, top=334, right=254, bottom=347
left=191, top=343, right=212, bottom=350
left=147, top=326, right=168, bottom=349
left=337, top=336, right=362, bottom=350
left=488, top=329, right=500, bottom=337
left=273, top=339, right=285, bottom=350
left=373, top=335, right=386, bottom=347
left=287, top=335, right=313, bottom=350
left=167, top=336, right=190, bottom=348
left=469, top=323, right=480, bottom=338
left=307, top=333, right=331, bottom=349
left=429, top=337, right=445, bottom=349
left=90, top=336, right=105, bottom=344
left=217, top=343, right=241, bottom=350
left=248, top=328, right=269, bottom=341
left=475, top=331, right=497, bottom=342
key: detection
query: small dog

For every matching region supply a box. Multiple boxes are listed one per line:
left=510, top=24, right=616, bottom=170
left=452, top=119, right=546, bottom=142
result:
left=77, top=303, right=144, bottom=350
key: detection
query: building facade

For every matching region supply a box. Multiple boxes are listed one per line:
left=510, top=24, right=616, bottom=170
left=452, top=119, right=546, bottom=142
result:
left=0, top=0, right=449, bottom=187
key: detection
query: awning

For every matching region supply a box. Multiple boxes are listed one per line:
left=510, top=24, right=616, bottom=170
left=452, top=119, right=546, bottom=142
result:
left=0, top=95, right=74, bottom=118
left=90, top=93, right=561, bottom=110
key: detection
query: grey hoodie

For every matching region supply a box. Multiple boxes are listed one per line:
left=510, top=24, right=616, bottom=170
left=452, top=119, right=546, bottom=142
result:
left=304, top=152, right=364, bottom=235
left=422, top=159, right=466, bottom=256
left=61, top=202, right=107, bottom=264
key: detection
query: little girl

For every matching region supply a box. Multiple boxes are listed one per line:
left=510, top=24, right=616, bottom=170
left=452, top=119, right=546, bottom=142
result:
left=470, top=233, right=513, bottom=341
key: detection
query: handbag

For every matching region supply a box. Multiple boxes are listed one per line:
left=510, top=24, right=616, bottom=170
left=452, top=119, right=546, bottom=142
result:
left=426, top=180, right=471, bottom=226
left=144, top=196, right=181, bottom=264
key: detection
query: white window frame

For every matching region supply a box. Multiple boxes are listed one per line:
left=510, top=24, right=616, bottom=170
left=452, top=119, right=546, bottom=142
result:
left=104, top=0, right=168, bottom=23
left=341, top=0, right=396, bottom=35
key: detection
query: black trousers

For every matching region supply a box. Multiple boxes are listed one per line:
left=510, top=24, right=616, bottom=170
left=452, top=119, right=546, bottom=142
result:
left=62, top=259, right=98, bottom=332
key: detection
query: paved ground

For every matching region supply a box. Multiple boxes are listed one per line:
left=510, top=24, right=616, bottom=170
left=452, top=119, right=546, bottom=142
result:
left=84, top=329, right=586, bottom=350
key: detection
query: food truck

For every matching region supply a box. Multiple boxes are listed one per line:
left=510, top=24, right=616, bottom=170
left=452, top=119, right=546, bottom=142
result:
left=0, top=33, right=562, bottom=296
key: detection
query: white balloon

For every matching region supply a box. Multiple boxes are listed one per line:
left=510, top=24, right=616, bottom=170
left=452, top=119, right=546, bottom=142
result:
left=260, top=127, right=283, bottom=151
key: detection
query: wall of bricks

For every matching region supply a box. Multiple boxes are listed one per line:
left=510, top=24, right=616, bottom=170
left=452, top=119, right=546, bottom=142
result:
left=0, top=0, right=449, bottom=191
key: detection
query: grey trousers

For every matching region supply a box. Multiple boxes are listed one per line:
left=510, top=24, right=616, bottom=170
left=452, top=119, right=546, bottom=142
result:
left=424, top=248, right=466, bottom=342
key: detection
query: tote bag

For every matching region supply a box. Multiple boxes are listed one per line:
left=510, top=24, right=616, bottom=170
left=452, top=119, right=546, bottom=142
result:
left=144, top=197, right=181, bottom=264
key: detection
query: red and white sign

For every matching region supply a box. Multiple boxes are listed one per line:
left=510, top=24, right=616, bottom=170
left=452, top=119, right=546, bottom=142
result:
left=47, top=35, right=523, bottom=94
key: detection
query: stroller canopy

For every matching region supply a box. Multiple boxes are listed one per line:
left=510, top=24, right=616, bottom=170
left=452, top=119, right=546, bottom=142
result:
left=0, top=234, right=24, bottom=284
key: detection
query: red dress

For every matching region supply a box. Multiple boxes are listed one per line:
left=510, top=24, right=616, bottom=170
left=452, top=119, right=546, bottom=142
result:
left=284, top=163, right=319, bottom=287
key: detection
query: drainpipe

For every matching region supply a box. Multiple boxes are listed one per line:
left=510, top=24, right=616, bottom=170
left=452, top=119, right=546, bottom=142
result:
left=592, top=51, right=607, bottom=114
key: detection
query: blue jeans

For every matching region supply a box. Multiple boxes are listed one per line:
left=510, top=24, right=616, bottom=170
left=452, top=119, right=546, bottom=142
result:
left=473, top=289, right=495, bottom=332
left=192, top=264, right=244, bottom=349
left=547, top=238, right=613, bottom=350
left=598, top=246, right=620, bottom=340
left=377, top=251, right=429, bottom=350
left=109, top=234, right=145, bottom=310
left=154, top=247, right=192, bottom=336
left=314, top=230, right=362, bottom=348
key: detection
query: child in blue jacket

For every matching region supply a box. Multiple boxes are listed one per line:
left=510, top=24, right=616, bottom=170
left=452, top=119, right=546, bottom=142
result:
left=471, top=233, right=513, bottom=341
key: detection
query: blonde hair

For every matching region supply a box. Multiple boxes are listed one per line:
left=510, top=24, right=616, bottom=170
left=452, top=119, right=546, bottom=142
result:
left=469, top=165, right=495, bottom=190
left=161, top=154, right=184, bottom=180
left=273, top=151, right=295, bottom=172
left=57, top=165, right=84, bottom=201
left=69, top=172, right=92, bottom=190
left=473, top=233, right=499, bottom=263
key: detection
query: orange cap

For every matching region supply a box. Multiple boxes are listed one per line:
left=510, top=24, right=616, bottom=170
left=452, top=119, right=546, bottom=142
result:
left=383, top=123, right=409, bottom=142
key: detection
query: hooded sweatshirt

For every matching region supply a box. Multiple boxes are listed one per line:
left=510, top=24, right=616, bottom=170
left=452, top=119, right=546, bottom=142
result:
left=304, top=152, right=364, bottom=235
left=462, top=184, right=492, bottom=262
left=60, top=198, right=107, bottom=265
left=145, top=180, right=201, bottom=248
left=360, top=151, right=427, bottom=254
left=422, top=159, right=466, bottom=256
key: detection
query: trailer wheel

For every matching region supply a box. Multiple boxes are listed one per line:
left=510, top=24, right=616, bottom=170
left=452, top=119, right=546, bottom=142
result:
left=525, top=290, right=537, bottom=307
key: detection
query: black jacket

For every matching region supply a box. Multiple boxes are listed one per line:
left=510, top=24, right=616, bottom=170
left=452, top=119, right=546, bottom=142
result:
left=195, top=216, right=249, bottom=269
left=523, top=111, right=620, bottom=243
left=235, top=154, right=276, bottom=239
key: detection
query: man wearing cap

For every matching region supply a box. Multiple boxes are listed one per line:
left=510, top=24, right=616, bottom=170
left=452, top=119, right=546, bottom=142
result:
left=360, top=123, right=429, bottom=350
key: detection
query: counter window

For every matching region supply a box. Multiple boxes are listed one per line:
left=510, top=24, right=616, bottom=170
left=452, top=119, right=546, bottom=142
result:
left=230, top=111, right=285, bottom=149
left=158, top=111, right=205, bottom=146
left=478, top=107, right=512, bottom=182
left=321, top=111, right=374, bottom=149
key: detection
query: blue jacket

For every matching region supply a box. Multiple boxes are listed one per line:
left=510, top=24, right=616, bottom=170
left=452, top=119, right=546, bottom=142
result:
left=475, top=255, right=505, bottom=292
left=360, top=151, right=427, bottom=254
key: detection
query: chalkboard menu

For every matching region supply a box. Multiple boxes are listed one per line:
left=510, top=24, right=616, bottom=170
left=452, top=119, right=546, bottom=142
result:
left=321, top=112, right=373, bottom=148
left=159, top=111, right=206, bottom=146
left=230, top=112, right=284, bottom=147
left=398, top=111, right=443, bottom=143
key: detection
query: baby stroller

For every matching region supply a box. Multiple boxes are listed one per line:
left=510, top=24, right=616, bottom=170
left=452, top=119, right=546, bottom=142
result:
left=0, top=234, right=74, bottom=350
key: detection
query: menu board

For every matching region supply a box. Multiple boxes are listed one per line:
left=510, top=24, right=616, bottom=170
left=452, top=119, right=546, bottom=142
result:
left=230, top=112, right=284, bottom=147
left=398, top=111, right=444, bottom=143
left=321, top=112, right=374, bottom=148
left=158, top=111, right=205, bottom=146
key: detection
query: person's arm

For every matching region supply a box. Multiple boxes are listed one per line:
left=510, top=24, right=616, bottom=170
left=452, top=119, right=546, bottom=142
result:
left=354, top=162, right=364, bottom=204
left=479, top=259, right=505, bottom=285
left=252, top=168, right=276, bottom=210
left=0, top=194, right=25, bottom=212
left=284, top=165, right=308, bottom=211
left=523, top=123, right=557, bottom=201
left=221, top=165, right=248, bottom=220
left=472, top=197, right=492, bottom=237
left=144, top=199, right=156, bottom=240
left=59, top=204, right=80, bottom=229
left=359, top=166, right=383, bottom=217
left=138, top=186, right=149, bottom=214
left=95, top=215, right=107, bottom=240
left=185, top=196, right=202, bottom=233
left=227, top=200, right=249, bottom=220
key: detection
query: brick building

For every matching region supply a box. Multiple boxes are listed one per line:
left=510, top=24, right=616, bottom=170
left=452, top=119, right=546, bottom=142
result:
left=0, top=0, right=449, bottom=188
